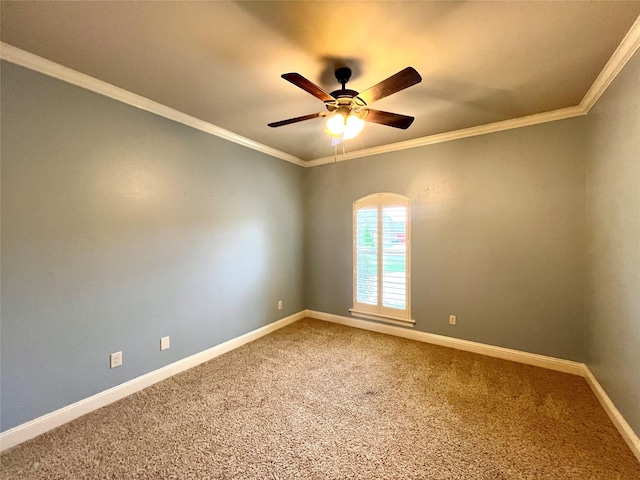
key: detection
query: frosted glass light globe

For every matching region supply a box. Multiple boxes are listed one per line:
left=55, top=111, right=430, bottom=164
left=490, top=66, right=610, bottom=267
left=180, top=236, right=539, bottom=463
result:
left=326, top=114, right=346, bottom=136
left=344, top=115, right=365, bottom=139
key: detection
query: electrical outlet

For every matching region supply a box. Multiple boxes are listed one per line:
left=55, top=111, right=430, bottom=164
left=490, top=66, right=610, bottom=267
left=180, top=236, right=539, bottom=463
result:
left=110, top=351, right=123, bottom=368
left=449, top=315, right=457, bottom=325
left=160, top=336, right=170, bottom=351
left=278, top=300, right=283, bottom=310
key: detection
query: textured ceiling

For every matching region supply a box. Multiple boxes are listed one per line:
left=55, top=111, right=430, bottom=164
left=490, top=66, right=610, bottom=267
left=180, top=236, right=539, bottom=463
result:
left=2, top=1, right=640, bottom=161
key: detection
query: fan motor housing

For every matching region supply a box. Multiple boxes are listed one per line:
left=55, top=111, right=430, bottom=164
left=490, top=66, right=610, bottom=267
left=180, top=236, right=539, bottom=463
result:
left=329, top=88, right=360, bottom=99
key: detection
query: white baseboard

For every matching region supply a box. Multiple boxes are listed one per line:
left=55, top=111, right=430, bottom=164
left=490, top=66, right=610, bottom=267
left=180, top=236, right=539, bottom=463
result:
left=304, top=310, right=640, bottom=462
left=305, top=310, right=584, bottom=375
left=4, top=309, right=639, bottom=464
left=582, top=366, right=640, bottom=462
left=0, top=311, right=306, bottom=453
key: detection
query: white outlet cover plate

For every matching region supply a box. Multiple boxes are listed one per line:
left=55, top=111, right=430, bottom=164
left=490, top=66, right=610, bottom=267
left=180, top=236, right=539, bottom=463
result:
left=160, top=336, right=170, bottom=351
left=110, top=351, right=122, bottom=368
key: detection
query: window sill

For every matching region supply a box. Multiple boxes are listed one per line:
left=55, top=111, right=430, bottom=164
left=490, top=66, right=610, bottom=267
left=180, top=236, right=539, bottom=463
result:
left=349, top=309, right=416, bottom=327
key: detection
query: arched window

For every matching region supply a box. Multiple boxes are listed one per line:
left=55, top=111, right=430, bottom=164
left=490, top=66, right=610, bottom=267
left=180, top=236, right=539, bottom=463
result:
left=351, top=193, right=413, bottom=325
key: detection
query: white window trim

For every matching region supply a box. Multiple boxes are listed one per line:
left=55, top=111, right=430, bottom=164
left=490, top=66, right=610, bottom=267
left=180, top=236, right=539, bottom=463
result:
left=352, top=193, right=414, bottom=326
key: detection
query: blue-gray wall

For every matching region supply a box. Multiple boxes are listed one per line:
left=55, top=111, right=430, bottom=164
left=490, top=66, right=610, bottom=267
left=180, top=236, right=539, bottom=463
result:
left=0, top=62, right=305, bottom=431
left=305, top=118, right=587, bottom=362
left=585, top=50, right=640, bottom=435
left=2, top=51, right=639, bottom=439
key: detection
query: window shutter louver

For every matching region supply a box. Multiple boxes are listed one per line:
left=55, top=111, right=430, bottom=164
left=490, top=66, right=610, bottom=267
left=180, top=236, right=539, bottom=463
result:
left=355, top=207, right=378, bottom=305
left=382, top=206, right=407, bottom=310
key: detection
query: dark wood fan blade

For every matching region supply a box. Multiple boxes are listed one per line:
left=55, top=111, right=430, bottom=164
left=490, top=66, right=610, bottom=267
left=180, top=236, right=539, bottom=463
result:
left=268, top=112, right=324, bottom=128
left=282, top=73, right=335, bottom=102
left=365, top=109, right=415, bottom=129
left=358, top=67, right=422, bottom=105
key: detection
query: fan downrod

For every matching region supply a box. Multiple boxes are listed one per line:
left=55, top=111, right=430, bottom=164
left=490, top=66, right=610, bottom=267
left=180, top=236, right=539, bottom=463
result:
left=330, top=67, right=360, bottom=100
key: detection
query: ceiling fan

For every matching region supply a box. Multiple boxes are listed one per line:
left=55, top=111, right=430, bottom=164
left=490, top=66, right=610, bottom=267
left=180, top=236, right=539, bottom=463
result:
left=268, top=66, right=422, bottom=138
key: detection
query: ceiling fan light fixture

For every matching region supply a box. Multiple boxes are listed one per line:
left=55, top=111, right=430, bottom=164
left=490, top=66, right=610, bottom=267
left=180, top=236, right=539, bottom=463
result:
left=326, top=113, right=365, bottom=139
left=271, top=66, right=421, bottom=140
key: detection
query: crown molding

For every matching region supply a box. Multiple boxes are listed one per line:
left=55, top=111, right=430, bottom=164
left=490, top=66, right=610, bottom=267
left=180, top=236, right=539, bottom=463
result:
left=307, top=14, right=640, bottom=168
left=305, top=105, right=586, bottom=167
left=580, top=15, right=640, bottom=113
left=0, top=42, right=306, bottom=167
left=3, top=8, right=639, bottom=171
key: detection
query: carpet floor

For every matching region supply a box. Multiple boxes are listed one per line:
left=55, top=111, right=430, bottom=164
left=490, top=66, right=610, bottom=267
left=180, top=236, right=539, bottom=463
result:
left=2, top=318, right=639, bottom=479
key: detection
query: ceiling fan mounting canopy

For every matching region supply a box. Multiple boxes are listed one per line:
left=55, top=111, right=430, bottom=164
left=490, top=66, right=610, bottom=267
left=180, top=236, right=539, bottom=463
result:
left=268, top=66, right=422, bottom=131
left=335, top=67, right=352, bottom=85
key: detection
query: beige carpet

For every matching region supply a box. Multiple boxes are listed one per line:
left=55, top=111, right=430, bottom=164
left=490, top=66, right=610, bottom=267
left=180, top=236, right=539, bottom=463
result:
left=2, top=318, right=639, bottom=479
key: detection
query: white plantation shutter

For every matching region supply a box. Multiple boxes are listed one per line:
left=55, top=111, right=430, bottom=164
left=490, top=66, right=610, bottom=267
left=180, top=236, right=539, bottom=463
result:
left=353, top=194, right=411, bottom=322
